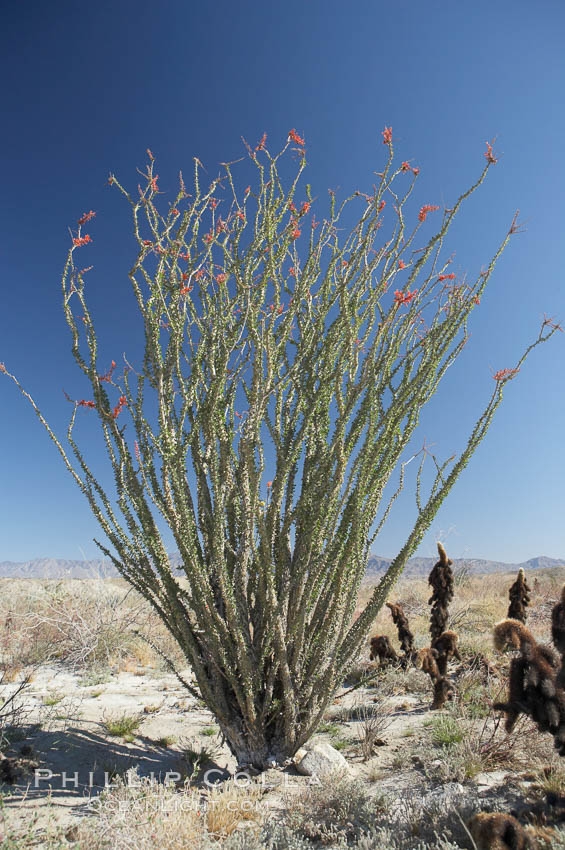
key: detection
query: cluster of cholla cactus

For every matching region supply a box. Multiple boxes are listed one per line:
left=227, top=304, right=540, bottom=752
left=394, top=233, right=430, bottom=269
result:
left=370, top=542, right=461, bottom=709
left=507, top=567, right=531, bottom=623
left=493, top=583, right=565, bottom=757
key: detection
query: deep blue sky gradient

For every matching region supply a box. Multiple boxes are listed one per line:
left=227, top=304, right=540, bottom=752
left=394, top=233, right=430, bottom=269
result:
left=1, top=0, right=564, bottom=563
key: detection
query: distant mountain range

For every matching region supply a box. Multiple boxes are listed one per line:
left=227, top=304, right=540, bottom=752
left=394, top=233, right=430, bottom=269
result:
left=0, top=553, right=563, bottom=579
left=366, top=554, right=565, bottom=577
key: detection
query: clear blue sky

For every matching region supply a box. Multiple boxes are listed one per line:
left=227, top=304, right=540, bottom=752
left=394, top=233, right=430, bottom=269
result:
left=1, top=0, right=564, bottom=564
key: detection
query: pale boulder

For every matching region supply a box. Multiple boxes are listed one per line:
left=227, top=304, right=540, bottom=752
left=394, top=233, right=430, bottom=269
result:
left=294, top=740, right=349, bottom=778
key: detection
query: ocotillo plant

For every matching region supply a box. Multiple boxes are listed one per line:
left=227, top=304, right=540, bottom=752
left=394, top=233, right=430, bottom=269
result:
left=2, top=129, right=560, bottom=769
left=507, top=567, right=531, bottom=623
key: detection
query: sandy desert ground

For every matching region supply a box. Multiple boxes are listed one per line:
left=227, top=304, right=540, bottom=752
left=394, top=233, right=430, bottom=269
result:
left=2, top=569, right=565, bottom=848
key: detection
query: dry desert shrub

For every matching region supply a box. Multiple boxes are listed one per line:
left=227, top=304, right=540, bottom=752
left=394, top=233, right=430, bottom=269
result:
left=284, top=775, right=388, bottom=845
left=204, top=779, right=265, bottom=838
left=76, top=769, right=265, bottom=849
left=0, top=578, right=186, bottom=673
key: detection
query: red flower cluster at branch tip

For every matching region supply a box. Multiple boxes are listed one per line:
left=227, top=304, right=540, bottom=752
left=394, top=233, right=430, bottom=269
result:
left=484, top=140, right=498, bottom=164
left=244, top=186, right=250, bottom=195
left=216, top=273, right=227, bottom=284
left=418, top=205, right=440, bottom=223
left=134, top=440, right=140, bottom=462
left=112, top=395, right=128, bottom=419
left=0, top=363, right=6, bottom=374
left=204, top=232, right=213, bottom=244
left=267, top=480, right=272, bottom=488
left=180, top=285, right=193, bottom=295
left=542, top=313, right=563, bottom=332
left=78, top=210, right=96, bottom=225
left=171, top=208, right=179, bottom=216
left=195, top=269, right=204, bottom=279
left=210, top=199, right=218, bottom=209
left=300, top=201, right=310, bottom=214
left=378, top=200, right=386, bottom=211
left=290, top=220, right=301, bottom=239
left=72, top=235, right=92, bottom=247
left=236, top=211, right=245, bottom=221
left=398, top=259, right=406, bottom=269
left=473, top=296, right=481, bottom=304
left=255, top=132, right=267, bottom=151
left=394, top=288, right=418, bottom=305
left=78, top=399, right=96, bottom=408
left=493, top=367, right=519, bottom=382
left=288, top=202, right=297, bottom=213
left=412, top=167, right=420, bottom=176
left=147, top=149, right=154, bottom=160
left=150, top=176, right=159, bottom=192
left=382, top=126, right=392, bottom=144
left=288, top=129, right=305, bottom=147
left=143, top=240, right=152, bottom=247
left=99, top=360, right=117, bottom=383
left=438, top=273, right=456, bottom=281
left=401, top=161, right=410, bottom=172
left=289, top=267, right=296, bottom=277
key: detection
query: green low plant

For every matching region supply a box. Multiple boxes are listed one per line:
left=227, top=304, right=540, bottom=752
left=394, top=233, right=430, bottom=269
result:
left=430, top=713, right=464, bottom=747
left=102, top=712, right=143, bottom=740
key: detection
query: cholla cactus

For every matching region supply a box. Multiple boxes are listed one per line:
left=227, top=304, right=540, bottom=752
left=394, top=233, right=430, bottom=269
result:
left=507, top=568, right=531, bottom=623
left=552, top=585, right=565, bottom=691
left=493, top=618, right=565, bottom=753
left=386, top=601, right=415, bottom=663
left=2, top=130, right=559, bottom=769
left=369, top=634, right=398, bottom=665
left=433, top=630, right=461, bottom=676
left=552, top=585, right=565, bottom=654
left=414, top=647, right=453, bottom=709
left=467, top=812, right=529, bottom=850
left=428, top=542, right=454, bottom=644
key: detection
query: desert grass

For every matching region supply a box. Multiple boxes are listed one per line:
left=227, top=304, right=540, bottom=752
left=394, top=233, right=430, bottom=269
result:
left=0, top=577, right=187, bottom=674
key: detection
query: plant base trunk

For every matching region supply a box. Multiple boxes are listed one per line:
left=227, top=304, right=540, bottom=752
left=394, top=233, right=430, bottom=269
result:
left=219, top=720, right=300, bottom=771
